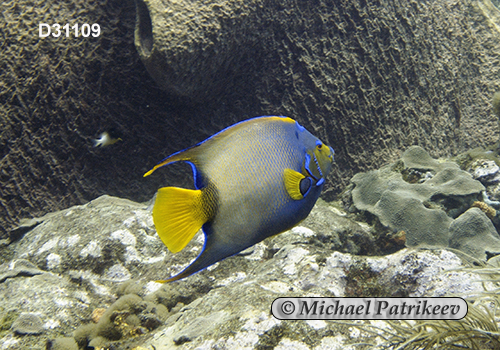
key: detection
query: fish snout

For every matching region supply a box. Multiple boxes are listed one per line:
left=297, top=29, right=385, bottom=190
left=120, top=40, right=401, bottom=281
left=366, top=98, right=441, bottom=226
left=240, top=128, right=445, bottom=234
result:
left=328, top=147, right=335, bottom=162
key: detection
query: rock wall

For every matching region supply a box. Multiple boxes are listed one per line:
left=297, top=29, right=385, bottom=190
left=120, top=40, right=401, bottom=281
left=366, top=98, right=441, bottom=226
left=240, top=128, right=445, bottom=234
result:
left=136, top=0, right=500, bottom=195
left=0, top=0, right=206, bottom=239
left=2, top=0, right=500, bottom=239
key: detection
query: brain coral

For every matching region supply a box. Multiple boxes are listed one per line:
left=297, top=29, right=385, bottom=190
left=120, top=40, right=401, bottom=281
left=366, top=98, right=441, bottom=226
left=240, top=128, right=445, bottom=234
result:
left=350, top=146, right=500, bottom=259
left=11, top=313, right=44, bottom=335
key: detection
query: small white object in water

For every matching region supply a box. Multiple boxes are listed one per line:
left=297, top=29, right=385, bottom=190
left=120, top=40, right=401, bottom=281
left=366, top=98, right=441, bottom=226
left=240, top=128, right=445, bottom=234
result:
left=93, top=132, right=122, bottom=147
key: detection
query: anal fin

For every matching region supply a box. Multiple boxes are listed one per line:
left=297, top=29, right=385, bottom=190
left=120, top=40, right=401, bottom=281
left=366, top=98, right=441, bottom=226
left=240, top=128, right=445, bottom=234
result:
left=156, top=222, right=239, bottom=283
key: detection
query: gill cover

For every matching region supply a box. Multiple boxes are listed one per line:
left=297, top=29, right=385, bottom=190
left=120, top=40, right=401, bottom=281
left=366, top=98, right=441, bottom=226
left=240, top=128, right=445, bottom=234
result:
left=303, top=140, right=334, bottom=186
left=284, top=129, right=334, bottom=201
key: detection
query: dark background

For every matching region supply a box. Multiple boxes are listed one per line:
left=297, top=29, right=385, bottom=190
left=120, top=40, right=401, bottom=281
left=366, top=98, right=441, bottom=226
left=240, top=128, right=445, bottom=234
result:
left=1, top=0, right=499, bottom=239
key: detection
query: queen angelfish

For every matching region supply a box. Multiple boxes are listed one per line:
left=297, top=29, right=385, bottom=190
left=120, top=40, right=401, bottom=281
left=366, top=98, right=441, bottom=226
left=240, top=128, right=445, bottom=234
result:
left=144, top=116, right=334, bottom=282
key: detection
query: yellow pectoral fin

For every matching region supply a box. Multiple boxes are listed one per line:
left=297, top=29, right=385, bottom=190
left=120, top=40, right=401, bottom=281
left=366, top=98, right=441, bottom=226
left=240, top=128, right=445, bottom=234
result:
left=152, top=187, right=209, bottom=253
left=284, top=168, right=305, bottom=200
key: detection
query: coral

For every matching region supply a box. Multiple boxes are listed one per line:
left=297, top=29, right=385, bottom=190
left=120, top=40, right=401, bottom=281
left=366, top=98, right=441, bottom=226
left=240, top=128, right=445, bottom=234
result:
left=472, top=201, right=497, bottom=219
left=46, top=337, right=79, bottom=350
left=349, top=146, right=500, bottom=259
left=449, top=208, right=500, bottom=260
left=73, top=293, right=168, bottom=348
left=73, top=323, right=96, bottom=347
left=374, top=192, right=453, bottom=247
left=11, top=313, right=44, bottom=335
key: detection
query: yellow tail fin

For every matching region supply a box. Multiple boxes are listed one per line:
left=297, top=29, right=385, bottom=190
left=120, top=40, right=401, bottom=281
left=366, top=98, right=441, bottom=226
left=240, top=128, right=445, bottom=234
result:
left=152, top=187, right=209, bottom=253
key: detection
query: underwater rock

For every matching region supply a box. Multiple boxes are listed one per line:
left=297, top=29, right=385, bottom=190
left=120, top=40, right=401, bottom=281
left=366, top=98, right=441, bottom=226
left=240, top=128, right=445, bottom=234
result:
left=0, top=196, right=170, bottom=348
left=134, top=0, right=265, bottom=101
left=0, top=259, right=44, bottom=283
left=0, top=0, right=182, bottom=241
left=460, top=152, right=500, bottom=203
left=0, top=195, right=379, bottom=347
left=349, top=146, right=497, bottom=259
left=471, top=159, right=500, bottom=184
left=11, top=195, right=166, bottom=281
left=0, top=272, right=92, bottom=345
left=0, top=194, right=496, bottom=348
left=140, top=249, right=485, bottom=350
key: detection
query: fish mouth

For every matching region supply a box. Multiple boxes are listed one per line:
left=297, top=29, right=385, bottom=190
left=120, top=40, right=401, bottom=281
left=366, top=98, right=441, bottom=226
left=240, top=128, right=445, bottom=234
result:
left=328, top=147, right=335, bottom=162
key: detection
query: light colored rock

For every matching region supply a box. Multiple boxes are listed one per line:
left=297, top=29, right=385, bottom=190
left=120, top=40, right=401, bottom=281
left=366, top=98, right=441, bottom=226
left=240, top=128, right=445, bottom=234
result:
left=471, top=159, right=500, bottom=184
left=0, top=194, right=496, bottom=349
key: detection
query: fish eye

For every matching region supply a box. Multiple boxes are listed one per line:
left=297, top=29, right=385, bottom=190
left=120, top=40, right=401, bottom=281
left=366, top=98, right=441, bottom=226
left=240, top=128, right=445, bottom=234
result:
left=315, top=140, right=322, bottom=150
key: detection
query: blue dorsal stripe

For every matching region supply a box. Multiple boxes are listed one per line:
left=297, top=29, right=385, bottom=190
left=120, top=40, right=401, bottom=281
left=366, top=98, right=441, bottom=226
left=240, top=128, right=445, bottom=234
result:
left=194, top=115, right=291, bottom=150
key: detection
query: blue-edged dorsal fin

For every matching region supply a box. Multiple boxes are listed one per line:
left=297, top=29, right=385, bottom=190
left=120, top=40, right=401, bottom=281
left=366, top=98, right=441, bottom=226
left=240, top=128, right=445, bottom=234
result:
left=144, top=144, right=207, bottom=189
left=144, top=116, right=295, bottom=177
left=144, top=116, right=294, bottom=179
left=144, top=116, right=296, bottom=185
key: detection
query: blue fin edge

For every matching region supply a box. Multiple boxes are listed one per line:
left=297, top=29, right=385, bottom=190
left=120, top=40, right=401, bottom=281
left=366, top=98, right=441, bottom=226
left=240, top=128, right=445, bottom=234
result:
left=152, top=116, right=294, bottom=173
left=187, top=161, right=204, bottom=189
left=164, top=222, right=241, bottom=282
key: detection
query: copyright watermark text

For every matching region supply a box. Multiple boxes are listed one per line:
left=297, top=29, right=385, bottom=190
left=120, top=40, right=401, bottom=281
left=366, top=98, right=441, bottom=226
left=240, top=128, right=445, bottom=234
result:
left=271, top=297, right=467, bottom=320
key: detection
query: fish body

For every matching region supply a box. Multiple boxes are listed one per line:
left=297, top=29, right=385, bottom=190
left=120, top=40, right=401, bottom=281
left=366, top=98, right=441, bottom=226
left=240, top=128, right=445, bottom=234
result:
left=144, top=116, right=334, bottom=282
left=93, top=132, right=122, bottom=147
